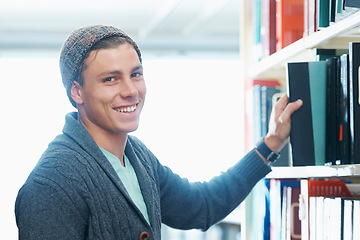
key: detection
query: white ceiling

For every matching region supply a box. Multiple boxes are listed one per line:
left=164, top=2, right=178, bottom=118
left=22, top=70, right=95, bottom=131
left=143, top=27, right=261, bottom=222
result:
left=0, top=0, right=240, bottom=56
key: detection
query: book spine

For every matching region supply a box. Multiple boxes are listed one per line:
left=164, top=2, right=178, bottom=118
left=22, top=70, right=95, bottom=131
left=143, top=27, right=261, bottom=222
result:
left=253, top=85, right=263, bottom=143
left=317, top=0, right=330, bottom=28
left=338, top=54, right=351, bottom=164
left=348, top=42, right=360, bottom=164
left=308, top=61, right=327, bottom=166
left=325, top=57, right=338, bottom=165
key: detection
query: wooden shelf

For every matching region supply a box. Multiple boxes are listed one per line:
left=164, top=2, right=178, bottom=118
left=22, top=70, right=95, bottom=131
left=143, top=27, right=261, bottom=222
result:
left=265, top=164, right=360, bottom=179
left=248, top=11, right=360, bottom=80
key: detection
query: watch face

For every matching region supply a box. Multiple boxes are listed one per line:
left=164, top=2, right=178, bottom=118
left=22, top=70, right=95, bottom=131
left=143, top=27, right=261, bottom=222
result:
left=267, top=152, right=280, bottom=162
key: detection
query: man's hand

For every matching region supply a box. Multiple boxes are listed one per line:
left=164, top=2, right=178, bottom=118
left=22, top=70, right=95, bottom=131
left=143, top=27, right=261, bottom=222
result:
left=264, top=94, right=303, bottom=152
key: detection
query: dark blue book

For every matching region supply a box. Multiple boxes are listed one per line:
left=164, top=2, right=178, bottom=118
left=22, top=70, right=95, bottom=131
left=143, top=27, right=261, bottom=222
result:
left=325, top=57, right=339, bottom=165
left=287, top=61, right=327, bottom=166
left=348, top=42, right=360, bottom=164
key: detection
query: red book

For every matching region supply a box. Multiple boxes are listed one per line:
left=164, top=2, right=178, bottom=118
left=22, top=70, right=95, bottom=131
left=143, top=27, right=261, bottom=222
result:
left=276, top=0, right=305, bottom=51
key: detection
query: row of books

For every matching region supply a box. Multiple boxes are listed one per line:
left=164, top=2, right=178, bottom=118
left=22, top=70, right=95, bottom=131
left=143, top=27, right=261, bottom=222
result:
left=254, top=0, right=359, bottom=62
left=308, top=196, right=360, bottom=240
left=256, top=178, right=360, bottom=240
left=307, top=0, right=359, bottom=34
left=287, top=42, right=360, bottom=166
left=268, top=179, right=301, bottom=240
left=253, top=0, right=303, bottom=61
left=301, top=179, right=360, bottom=240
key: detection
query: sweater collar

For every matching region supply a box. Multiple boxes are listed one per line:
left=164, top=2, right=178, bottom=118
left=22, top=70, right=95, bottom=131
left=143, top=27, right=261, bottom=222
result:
left=62, top=112, right=156, bottom=229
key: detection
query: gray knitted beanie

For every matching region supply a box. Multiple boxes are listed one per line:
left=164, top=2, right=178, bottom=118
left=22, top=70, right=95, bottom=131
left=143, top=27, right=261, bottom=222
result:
left=59, top=25, right=142, bottom=108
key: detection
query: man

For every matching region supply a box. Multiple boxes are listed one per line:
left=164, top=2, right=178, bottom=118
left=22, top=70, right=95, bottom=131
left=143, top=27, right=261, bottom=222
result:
left=15, top=25, right=302, bottom=239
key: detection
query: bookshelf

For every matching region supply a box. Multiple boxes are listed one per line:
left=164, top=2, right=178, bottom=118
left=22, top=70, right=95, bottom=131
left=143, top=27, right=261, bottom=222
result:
left=247, top=11, right=360, bottom=80
left=266, top=164, right=360, bottom=179
left=239, top=1, right=360, bottom=239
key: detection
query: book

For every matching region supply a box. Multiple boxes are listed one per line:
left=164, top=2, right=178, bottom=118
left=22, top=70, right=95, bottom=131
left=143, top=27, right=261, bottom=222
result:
left=313, top=196, right=325, bottom=240
left=330, top=0, right=337, bottom=22
left=260, top=0, right=277, bottom=58
left=337, top=54, right=351, bottom=164
left=308, top=196, right=317, bottom=240
left=288, top=186, right=301, bottom=240
left=264, top=179, right=271, bottom=240
left=313, top=48, right=348, bottom=61
left=270, top=179, right=283, bottom=240
left=325, top=57, right=339, bottom=165
left=345, top=0, right=360, bottom=8
left=251, top=179, right=269, bottom=240
left=343, top=198, right=353, bottom=240
left=303, top=0, right=316, bottom=36
left=276, top=0, right=304, bottom=51
left=253, top=85, right=263, bottom=144
left=323, top=197, right=342, bottom=239
left=335, top=0, right=344, bottom=22
left=346, top=183, right=360, bottom=197
left=253, top=0, right=262, bottom=62
left=348, top=42, right=360, bottom=164
left=317, top=0, right=330, bottom=28
left=281, top=185, right=289, bottom=239
left=287, top=61, right=327, bottom=166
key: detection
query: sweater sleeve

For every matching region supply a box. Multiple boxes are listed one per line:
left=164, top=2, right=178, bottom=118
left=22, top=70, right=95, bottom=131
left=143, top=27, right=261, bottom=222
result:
left=15, top=159, right=89, bottom=240
left=157, top=148, right=271, bottom=231
left=15, top=182, right=88, bottom=240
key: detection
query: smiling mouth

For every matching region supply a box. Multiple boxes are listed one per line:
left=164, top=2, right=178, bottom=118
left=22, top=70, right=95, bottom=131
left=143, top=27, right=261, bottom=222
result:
left=114, top=104, right=137, bottom=113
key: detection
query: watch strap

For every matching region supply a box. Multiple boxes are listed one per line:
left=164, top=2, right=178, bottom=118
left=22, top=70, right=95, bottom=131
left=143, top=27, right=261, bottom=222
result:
left=255, top=139, right=280, bottom=162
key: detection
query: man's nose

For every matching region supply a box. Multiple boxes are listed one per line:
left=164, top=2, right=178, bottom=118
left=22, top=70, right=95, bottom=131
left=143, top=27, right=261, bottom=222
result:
left=120, top=78, right=138, bottom=97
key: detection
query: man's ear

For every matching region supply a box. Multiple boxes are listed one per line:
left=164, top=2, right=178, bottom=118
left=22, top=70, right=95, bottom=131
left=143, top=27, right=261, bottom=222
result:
left=71, top=81, right=84, bottom=105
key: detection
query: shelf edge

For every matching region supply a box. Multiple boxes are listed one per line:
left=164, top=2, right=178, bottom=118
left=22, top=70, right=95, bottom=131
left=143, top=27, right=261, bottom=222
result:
left=265, top=164, right=360, bottom=179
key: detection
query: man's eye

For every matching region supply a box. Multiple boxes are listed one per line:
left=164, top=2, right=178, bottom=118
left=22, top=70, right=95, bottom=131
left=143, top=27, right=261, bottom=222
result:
left=104, top=77, right=115, bottom=82
left=131, top=72, right=143, bottom=78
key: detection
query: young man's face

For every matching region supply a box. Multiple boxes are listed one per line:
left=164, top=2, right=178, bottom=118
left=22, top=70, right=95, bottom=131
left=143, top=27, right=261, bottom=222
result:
left=74, top=43, right=146, bottom=135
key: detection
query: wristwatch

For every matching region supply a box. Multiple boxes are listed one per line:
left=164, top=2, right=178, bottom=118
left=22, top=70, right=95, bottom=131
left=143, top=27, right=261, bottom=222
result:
left=255, top=139, right=280, bottom=163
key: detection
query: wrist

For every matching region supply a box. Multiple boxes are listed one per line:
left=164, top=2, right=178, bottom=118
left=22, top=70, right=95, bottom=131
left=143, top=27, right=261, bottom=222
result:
left=264, top=135, right=286, bottom=152
left=255, top=138, right=281, bottom=163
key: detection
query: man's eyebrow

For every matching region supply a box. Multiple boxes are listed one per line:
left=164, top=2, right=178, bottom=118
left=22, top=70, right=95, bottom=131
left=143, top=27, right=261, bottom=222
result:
left=133, top=65, right=143, bottom=71
left=97, top=70, right=121, bottom=77
left=97, top=65, right=143, bottom=77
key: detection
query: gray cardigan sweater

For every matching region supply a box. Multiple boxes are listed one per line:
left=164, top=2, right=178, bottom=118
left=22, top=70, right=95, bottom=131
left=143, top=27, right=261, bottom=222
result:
left=15, top=112, right=271, bottom=239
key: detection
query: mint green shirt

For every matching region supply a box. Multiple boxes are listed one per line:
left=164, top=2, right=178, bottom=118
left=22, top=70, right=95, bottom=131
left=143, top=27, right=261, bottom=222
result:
left=100, top=148, right=150, bottom=225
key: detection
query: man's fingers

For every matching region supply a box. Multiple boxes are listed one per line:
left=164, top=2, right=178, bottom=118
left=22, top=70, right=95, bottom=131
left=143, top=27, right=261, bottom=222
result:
left=274, top=94, right=289, bottom=112
left=281, top=99, right=303, bottom=122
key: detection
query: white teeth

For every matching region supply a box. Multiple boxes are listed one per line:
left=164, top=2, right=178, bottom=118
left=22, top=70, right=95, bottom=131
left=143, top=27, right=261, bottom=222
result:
left=115, top=105, right=137, bottom=113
